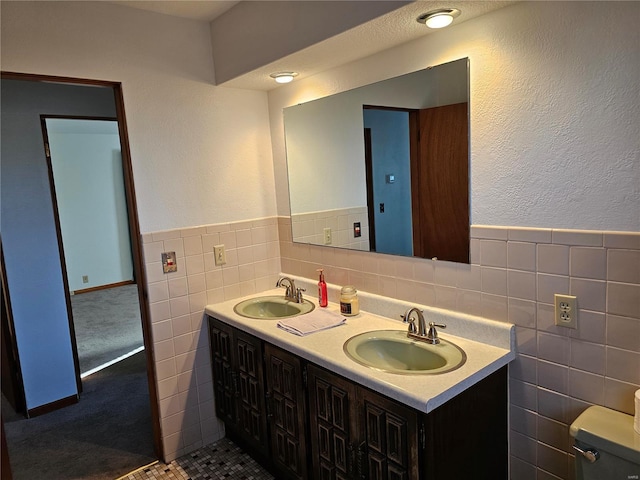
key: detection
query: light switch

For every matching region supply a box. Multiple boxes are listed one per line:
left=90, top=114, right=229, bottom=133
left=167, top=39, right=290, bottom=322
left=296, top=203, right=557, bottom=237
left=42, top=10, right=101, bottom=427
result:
left=162, top=252, right=177, bottom=273
left=214, top=245, right=226, bottom=266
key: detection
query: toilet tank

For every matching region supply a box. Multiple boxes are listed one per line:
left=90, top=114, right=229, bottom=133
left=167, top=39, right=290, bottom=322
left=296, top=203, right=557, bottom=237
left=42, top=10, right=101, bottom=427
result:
left=569, top=405, right=640, bottom=480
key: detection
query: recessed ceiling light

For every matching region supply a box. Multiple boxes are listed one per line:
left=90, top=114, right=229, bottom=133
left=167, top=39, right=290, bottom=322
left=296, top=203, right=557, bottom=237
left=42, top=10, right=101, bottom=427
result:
left=269, top=72, right=299, bottom=84
left=417, top=9, right=461, bottom=29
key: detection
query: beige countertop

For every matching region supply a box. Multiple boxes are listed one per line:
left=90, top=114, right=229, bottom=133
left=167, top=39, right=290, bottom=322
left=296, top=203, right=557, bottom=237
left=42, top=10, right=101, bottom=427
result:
left=205, top=283, right=515, bottom=414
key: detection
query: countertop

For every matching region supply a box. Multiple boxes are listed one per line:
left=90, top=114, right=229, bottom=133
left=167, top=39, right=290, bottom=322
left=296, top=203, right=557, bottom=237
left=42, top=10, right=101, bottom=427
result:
left=205, top=285, right=515, bottom=414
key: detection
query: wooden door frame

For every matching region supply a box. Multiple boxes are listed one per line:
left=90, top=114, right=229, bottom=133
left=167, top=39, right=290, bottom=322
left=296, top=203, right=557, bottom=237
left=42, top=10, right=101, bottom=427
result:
left=1, top=239, right=26, bottom=415
left=1, top=71, right=163, bottom=459
left=363, top=128, right=377, bottom=252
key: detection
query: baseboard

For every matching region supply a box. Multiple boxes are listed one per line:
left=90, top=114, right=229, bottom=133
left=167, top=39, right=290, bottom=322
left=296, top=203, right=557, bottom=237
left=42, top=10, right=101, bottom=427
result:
left=73, top=280, right=134, bottom=295
left=27, top=394, right=78, bottom=418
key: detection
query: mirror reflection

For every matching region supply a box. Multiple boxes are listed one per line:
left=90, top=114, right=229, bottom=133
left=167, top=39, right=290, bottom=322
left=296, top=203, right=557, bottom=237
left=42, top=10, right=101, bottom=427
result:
left=284, top=57, right=469, bottom=263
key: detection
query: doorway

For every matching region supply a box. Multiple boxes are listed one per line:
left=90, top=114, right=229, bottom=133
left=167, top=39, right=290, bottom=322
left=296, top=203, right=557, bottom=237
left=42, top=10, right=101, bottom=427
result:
left=0, top=72, right=163, bottom=475
left=42, top=117, right=144, bottom=377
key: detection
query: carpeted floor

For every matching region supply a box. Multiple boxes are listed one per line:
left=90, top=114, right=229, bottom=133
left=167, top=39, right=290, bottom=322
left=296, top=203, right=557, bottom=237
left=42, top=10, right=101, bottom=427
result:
left=3, top=351, right=156, bottom=480
left=3, top=284, right=154, bottom=479
left=71, top=283, right=144, bottom=373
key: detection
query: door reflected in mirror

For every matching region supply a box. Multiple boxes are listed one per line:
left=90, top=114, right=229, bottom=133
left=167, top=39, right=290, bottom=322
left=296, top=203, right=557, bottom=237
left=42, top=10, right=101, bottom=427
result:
left=284, top=58, right=469, bottom=263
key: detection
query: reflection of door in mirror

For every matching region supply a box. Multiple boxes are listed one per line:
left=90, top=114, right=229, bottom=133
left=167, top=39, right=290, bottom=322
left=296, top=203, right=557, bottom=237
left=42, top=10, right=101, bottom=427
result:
left=411, top=102, right=469, bottom=263
left=363, top=103, right=468, bottom=263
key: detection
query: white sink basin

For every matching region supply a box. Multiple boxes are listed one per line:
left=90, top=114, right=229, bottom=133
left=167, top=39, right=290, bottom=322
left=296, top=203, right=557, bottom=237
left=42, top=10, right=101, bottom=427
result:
left=343, top=330, right=466, bottom=374
left=234, top=295, right=315, bottom=319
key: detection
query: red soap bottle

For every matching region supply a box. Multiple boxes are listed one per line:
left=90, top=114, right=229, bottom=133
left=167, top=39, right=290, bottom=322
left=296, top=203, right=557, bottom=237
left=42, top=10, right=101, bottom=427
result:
left=317, top=269, right=328, bottom=307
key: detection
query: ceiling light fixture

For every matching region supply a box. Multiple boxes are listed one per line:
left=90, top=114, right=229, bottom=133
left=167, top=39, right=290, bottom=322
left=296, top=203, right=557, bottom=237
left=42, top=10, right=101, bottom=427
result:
left=417, top=8, right=461, bottom=29
left=270, top=72, right=298, bottom=84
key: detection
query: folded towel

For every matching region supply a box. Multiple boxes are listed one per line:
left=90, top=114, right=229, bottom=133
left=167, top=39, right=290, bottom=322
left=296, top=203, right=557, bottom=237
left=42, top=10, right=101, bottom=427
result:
left=277, top=309, right=346, bottom=336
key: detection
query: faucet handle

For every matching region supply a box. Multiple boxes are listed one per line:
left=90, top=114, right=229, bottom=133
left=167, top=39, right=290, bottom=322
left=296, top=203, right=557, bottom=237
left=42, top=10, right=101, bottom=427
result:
left=426, top=322, right=446, bottom=344
left=295, top=287, right=306, bottom=303
left=400, top=313, right=418, bottom=334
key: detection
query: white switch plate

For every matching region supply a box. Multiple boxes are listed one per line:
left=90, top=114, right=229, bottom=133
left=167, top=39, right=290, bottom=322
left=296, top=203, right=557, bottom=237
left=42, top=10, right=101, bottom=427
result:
left=214, top=244, right=226, bottom=266
left=554, top=294, right=577, bottom=329
left=323, top=227, right=332, bottom=245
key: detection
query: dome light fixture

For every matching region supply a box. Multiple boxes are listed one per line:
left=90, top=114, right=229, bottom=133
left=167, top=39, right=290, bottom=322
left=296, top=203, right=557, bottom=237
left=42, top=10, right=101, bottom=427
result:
left=270, top=72, right=299, bottom=84
left=417, top=8, right=461, bottom=29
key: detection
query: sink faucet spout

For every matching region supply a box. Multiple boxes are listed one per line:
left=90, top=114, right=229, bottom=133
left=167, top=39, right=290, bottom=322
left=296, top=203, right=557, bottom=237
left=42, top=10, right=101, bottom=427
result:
left=401, top=307, right=447, bottom=344
left=276, top=276, right=305, bottom=303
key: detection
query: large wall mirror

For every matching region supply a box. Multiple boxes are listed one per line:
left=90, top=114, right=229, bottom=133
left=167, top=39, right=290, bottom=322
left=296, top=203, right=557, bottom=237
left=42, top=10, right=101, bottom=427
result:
left=284, top=57, right=470, bottom=264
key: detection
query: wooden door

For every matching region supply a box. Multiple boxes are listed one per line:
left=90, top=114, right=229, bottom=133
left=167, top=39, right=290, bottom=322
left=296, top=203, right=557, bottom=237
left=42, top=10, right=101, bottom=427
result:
left=1, top=242, right=25, bottom=414
left=265, top=344, right=308, bottom=480
left=411, top=102, right=469, bottom=263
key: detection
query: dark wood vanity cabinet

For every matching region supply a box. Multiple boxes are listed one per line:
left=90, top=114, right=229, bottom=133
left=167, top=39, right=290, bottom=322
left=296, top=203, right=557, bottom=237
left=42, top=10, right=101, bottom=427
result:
left=209, top=318, right=269, bottom=458
left=208, top=316, right=507, bottom=480
left=209, top=317, right=308, bottom=479
left=307, top=364, right=419, bottom=480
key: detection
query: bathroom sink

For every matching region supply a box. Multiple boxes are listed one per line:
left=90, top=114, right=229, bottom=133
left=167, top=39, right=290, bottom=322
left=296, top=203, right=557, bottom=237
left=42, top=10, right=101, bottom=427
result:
left=234, top=296, right=315, bottom=319
left=343, top=330, right=466, bottom=374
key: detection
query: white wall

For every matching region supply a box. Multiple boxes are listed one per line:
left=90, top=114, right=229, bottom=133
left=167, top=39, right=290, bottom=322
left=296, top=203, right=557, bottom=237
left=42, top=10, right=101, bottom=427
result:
left=47, top=120, right=133, bottom=291
left=269, top=1, right=640, bottom=231
left=1, top=1, right=277, bottom=234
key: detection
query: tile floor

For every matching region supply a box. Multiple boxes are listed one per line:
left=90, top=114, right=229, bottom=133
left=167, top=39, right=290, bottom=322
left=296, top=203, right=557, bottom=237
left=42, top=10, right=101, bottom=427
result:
left=119, top=437, right=274, bottom=480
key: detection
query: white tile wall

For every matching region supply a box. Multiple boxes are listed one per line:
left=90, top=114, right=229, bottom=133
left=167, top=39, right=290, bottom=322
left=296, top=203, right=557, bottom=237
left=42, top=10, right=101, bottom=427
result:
left=279, top=219, right=640, bottom=480
left=141, top=217, right=281, bottom=461
left=291, top=206, right=369, bottom=250
left=143, top=217, right=639, bottom=479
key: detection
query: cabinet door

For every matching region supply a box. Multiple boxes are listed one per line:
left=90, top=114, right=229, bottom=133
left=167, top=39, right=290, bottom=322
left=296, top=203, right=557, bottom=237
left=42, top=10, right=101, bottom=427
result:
left=234, top=330, right=268, bottom=457
left=265, top=343, right=308, bottom=480
left=358, top=389, right=419, bottom=480
left=308, top=365, right=358, bottom=480
left=209, top=318, right=236, bottom=426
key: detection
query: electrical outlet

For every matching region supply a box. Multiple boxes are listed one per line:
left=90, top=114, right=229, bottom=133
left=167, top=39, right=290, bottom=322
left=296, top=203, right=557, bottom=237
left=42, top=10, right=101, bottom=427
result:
left=323, top=227, right=332, bottom=245
left=214, top=245, right=226, bottom=266
left=554, top=294, right=578, bottom=329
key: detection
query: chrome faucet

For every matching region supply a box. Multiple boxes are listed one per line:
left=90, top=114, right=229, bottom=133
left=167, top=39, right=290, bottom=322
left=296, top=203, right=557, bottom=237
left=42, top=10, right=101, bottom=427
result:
left=401, top=307, right=446, bottom=344
left=276, top=276, right=305, bottom=303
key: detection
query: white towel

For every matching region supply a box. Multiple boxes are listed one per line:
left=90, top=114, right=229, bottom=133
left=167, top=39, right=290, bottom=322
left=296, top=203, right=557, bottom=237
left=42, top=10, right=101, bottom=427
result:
left=277, top=309, right=346, bottom=336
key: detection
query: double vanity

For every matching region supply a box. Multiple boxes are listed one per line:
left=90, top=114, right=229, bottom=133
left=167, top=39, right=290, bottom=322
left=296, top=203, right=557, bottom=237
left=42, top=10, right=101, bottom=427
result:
left=205, top=278, right=515, bottom=479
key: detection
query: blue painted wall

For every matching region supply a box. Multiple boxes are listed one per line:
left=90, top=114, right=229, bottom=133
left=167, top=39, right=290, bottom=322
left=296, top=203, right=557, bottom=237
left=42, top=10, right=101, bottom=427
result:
left=1, top=80, right=117, bottom=410
left=363, top=109, right=413, bottom=256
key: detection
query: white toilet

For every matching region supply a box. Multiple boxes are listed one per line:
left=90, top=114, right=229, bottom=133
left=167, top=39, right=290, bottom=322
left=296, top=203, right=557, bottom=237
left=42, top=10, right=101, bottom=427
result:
left=570, top=405, right=640, bottom=479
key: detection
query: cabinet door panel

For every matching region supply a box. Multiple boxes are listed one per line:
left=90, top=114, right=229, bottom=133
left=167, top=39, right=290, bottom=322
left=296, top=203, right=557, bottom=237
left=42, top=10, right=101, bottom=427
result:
left=265, top=344, right=308, bottom=480
left=308, top=365, right=358, bottom=480
left=359, top=389, right=419, bottom=479
left=209, top=318, right=268, bottom=458
left=209, top=321, right=236, bottom=425
left=385, top=413, right=407, bottom=467
left=367, top=454, right=385, bottom=480
left=235, top=331, right=268, bottom=453
left=364, top=404, right=385, bottom=455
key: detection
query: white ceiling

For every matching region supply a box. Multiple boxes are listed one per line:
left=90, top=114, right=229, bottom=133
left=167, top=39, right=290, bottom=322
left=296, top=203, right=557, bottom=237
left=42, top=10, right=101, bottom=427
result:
left=110, top=1, right=240, bottom=22
left=109, top=1, right=515, bottom=90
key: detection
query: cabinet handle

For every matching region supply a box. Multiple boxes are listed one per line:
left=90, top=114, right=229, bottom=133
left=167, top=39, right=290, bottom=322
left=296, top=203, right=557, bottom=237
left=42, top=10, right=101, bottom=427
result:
left=347, top=443, right=355, bottom=478
left=357, top=441, right=365, bottom=480
left=232, top=372, right=239, bottom=397
left=265, top=391, right=273, bottom=418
